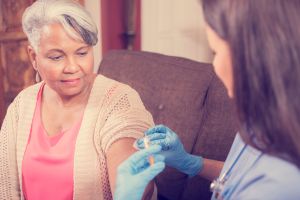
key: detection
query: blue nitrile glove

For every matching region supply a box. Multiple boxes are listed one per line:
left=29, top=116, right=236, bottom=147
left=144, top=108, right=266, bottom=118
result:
left=114, top=145, right=165, bottom=200
left=135, top=125, right=203, bottom=177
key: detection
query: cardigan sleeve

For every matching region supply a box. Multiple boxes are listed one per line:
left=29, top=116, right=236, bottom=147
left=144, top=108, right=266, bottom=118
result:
left=0, top=100, right=21, bottom=199
left=99, top=85, right=154, bottom=154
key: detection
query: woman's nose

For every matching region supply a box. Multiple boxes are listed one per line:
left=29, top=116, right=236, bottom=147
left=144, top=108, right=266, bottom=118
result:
left=64, top=56, right=80, bottom=73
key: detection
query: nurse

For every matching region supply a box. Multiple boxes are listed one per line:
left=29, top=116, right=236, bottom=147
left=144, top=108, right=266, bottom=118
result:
left=114, top=0, right=300, bottom=199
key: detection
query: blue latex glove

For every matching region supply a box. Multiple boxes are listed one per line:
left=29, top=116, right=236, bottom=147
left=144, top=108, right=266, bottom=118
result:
left=114, top=145, right=165, bottom=200
left=135, top=125, right=203, bottom=177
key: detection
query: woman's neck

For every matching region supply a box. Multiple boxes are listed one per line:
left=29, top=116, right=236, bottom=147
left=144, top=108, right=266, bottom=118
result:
left=43, top=77, right=95, bottom=109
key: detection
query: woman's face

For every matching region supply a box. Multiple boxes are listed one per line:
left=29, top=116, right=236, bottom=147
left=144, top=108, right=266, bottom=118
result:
left=28, top=23, right=94, bottom=97
left=205, top=25, right=234, bottom=98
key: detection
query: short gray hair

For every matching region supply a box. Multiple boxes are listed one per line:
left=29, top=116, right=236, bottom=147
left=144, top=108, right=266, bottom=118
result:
left=22, top=0, right=98, bottom=51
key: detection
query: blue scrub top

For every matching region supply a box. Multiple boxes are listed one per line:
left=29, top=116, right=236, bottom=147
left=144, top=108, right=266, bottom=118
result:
left=212, top=134, right=300, bottom=200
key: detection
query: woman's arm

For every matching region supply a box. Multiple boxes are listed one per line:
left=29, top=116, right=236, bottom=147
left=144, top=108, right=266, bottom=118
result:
left=0, top=103, right=20, bottom=199
left=106, top=138, right=154, bottom=200
left=199, top=159, right=224, bottom=181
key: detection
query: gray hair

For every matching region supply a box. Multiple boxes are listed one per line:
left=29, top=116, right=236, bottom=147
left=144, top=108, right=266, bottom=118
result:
left=22, top=0, right=98, bottom=51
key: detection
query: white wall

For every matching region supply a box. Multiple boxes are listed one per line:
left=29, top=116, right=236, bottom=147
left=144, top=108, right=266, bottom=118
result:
left=84, top=0, right=102, bottom=72
left=141, top=0, right=213, bottom=63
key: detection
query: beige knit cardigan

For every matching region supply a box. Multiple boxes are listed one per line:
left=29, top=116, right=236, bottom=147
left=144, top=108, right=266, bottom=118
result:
left=0, top=75, right=154, bottom=200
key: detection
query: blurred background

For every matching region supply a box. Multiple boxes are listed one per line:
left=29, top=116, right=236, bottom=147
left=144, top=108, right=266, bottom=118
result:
left=0, top=0, right=213, bottom=125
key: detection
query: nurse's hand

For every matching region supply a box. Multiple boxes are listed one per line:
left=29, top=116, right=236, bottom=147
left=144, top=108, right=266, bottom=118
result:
left=114, top=145, right=165, bottom=200
left=135, top=125, right=203, bottom=177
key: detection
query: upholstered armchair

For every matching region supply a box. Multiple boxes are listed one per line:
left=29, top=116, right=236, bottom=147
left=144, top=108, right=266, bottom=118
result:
left=98, top=50, right=237, bottom=200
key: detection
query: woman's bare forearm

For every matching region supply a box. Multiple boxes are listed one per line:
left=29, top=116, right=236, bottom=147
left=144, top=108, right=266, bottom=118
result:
left=198, top=159, right=224, bottom=181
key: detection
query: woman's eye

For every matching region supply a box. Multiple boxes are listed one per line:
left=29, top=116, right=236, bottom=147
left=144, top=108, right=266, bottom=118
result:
left=77, top=51, right=88, bottom=56
left=48, top=55, right=63, bottom=61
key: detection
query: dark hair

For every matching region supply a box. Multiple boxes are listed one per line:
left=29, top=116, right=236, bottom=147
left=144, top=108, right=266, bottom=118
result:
left=202, top=0, right=300, bottom=167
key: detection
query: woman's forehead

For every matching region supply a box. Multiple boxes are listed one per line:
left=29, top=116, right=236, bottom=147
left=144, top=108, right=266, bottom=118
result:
left=38, top=23, right=86, bottom=51
left=41, top=23, right=70, bottom=40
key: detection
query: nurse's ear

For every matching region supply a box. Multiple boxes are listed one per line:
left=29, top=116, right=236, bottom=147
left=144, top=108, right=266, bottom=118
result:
left=27, top=45, right=38, bottom=70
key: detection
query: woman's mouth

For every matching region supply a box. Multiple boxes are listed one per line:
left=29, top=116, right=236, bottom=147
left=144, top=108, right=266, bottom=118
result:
left=61, top=78, right=81, bottom=86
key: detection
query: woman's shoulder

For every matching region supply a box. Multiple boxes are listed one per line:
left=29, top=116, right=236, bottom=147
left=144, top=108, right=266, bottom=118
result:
left=257, top=153, right=300, bottom=184
left=16, top=82, right=42, bottom=97
left=94, top=75, right=139, bottom=96
left=236, top=152, right=300, bottom=199
left=10, top=82, right=42, bottom=105
left=3, top=82, right=42, bottom=121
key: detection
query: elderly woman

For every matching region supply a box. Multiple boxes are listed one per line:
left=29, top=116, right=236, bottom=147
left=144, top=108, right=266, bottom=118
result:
left=115, top=0, right=300, bottom=199
left=0, top=0, right=154, bottom=199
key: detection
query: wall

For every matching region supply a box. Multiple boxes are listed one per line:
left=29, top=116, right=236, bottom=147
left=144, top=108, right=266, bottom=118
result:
left=84, top=0, right=102, bottom=72
left=84, top=0, right=212, bottom=68
left=141, top=0, right=213, bottom=63
left=100, top=0, right=141, bottom=54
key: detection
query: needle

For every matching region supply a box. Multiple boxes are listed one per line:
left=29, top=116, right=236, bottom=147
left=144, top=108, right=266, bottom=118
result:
left=144, top=136, right=155, bottom=166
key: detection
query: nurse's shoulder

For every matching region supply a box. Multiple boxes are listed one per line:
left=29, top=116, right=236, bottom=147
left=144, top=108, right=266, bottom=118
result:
left=235, top=153, right=300, bottom=200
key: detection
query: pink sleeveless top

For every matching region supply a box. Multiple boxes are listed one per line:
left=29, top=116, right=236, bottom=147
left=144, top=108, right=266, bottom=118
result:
left=22, top=84, right=82, bottom=200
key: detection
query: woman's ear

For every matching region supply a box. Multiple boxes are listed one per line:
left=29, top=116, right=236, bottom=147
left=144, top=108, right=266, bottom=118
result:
left=27, top=45, right=38, bottom=70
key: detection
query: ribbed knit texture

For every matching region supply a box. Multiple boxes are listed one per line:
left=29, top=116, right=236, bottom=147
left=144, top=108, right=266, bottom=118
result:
left=0, top=75, right=154, bottom=200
